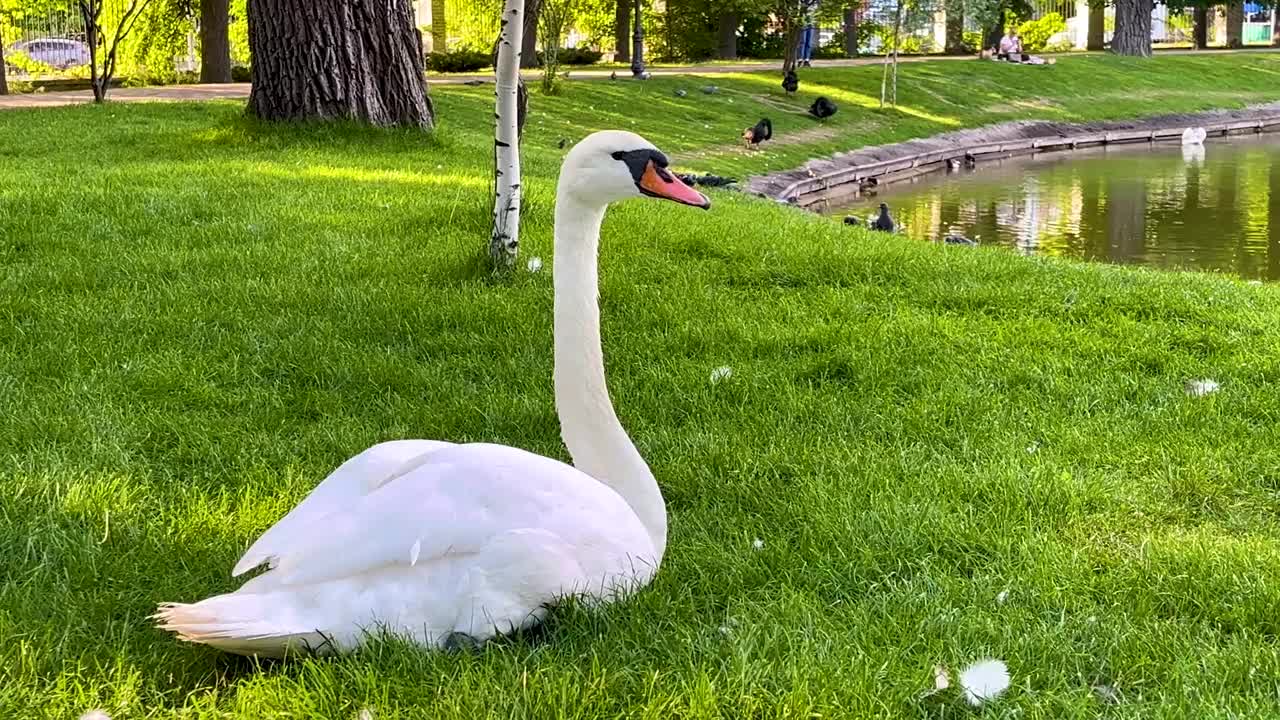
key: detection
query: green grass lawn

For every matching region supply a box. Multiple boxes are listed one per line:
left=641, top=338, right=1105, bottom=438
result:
left=2, top=53, right=1280, bottom=717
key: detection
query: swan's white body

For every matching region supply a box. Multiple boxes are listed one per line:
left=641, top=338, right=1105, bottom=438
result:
left=1181, top=127, right=1207, bottom=146
left=155, top=131, right=709, bottom=657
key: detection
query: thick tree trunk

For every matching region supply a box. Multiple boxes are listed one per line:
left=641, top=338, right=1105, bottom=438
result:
left=983, top=24, right=1003, bottom=51
left=1273, top=7, right=1280, bottom=46
left=717, top=12, right=739, bottom=59
left=248, top=0, right=433, bottom=128
left=1111, top=0, right=1152, bottom=56
left=520, top=0, right=542, bottom=68
left=491, top=0, right=523, bottom=267
left=200, top=0, right=232, bottom=83
left=1193, top=5, right=1208, bottom=48
left=430, top=0, right=446, bottom=52
left=614, top=0, right=630, bottom=62
left=1224, top=2, right=1243, bottom=47
left=0, top=30, right=8, bottom=96
left=843, top=6, right=859, bottom=56
left=945, top=1, right=965, bottom=54
left=1087, top=2, right=1105, bottom=50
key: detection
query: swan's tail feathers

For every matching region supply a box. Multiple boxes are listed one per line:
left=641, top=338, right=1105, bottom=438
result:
left=153, top=595, right=332, bottom=658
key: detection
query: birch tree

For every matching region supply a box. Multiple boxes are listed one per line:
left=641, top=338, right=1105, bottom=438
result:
left=491, top=0, right=524, bottom=267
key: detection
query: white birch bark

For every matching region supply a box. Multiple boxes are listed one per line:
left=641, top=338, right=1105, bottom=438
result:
left=490, top=0, right=524, bottom=266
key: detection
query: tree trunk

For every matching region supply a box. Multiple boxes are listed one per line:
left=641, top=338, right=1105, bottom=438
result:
left=983, top=24, right=1003, bottom=51
left=614, top=0, right=630, bottom=62
left=200, top=0, right=232, bottom=82
left=717, top=12, right=738, bottom=59
left=491, top=0, right=523, bottom=267
left=945, top=1, right=965, bottom=54
left=431, top=0, right=447, bottom=52
left=1224, top=2, right=1243, bottom=48
left=843, top=6, right=859, bottom=57
left=0, top=29, right=8, bottom=96
left=248, top=0, right=433, bottom=128
left=1087, top=1, right=1105, bottom=50
left=1193, top=5, right=1208, bottom=48
left=1111, top=0, right=1152, bottom=56
left=1273, top=6, right=1280, bottom=46
left=520, top=0, right=542, bottom=68
left=783, top=22, right=801, bottom=72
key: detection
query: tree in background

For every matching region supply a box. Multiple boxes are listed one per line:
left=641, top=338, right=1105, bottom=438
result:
left=200, top=0, right=231, bottom=82
left=432, top=0, right=447, bottom=50
left=614, top=0, right=629, bottom=61
left=539, top=0, right=577, bottom=91
left=491, top=0, right=524, bottom=267
left=248, top=0, right=433, bottom=127
left=78, top=0, right=154, bottom=102
left=1111, top=0, right=1153, bottom=55
left=0, top=22, right=7, bottom=95
left=521, top=0, right=543, bottom=68
left=1087, top=0, right=1105, bottom=49
left=1223, top=1, right=1243, bottom=47
left=944, top=0, right=966, bottom=53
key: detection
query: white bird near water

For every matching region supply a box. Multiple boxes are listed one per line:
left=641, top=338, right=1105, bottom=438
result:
left=153, top=131, right=712, bottom=657
left=1181, top=126, right=1207, bottom=146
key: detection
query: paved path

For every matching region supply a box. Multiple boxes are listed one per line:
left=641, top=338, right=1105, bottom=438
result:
left=2, top=48, right=1276, bottom=111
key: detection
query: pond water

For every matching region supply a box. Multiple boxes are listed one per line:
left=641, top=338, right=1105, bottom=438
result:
left=826, top=135, right=1280, bottom=281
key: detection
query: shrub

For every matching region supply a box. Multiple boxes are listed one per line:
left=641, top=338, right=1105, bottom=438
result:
left=963, top=30, right=985, bottom=52
left=427, top=49, right=490, bottom=73
left=558, top=46, right=602, bottom=65
left=1017, top=12, right=1067, bottom=52
left=231, top=64, right=251, bottom=82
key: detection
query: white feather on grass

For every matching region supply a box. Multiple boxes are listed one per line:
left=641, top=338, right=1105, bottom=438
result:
left=1185, top=379, right=1220, bottom=397
left=751, top=538, right=764, bottom=550
left=526, top=256, right=543, bottom=273
left=710, top=366, right=733, bottom=384
left=958, top=659, right=1010, bottom=706
left=79, top=712, right=111, bottom=720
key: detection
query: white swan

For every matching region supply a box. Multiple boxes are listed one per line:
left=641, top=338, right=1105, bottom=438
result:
left=1181, top=126, right=1207, bottom=146
left=154, top=131, right=711, bottom=657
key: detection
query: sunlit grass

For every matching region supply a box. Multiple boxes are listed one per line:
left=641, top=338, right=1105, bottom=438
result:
left=1, top=54, right=1280, bottom=718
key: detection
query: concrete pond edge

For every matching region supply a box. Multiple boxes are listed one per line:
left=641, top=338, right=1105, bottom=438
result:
left=746, top=103, right=1280, bottom=210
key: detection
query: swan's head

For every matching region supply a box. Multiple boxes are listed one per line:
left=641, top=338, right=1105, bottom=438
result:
left=559, top=131, right=710, bottom=210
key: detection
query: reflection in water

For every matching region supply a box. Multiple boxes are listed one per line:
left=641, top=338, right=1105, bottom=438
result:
left=826, top=135, right=1280, bottom=281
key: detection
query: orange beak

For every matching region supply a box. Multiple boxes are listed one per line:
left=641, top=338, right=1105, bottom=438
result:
left=638, top=162, right=711, bottom=209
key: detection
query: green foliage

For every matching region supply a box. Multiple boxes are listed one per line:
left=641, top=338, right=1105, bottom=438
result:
left=427, top=48, right=491, bottom=73
left=1016, top=11, right=1066, bottom=52
left=963, top=29, right=985, bottom=50
left=556, top=46, right=603, bottom=64
left=540, top=0, right=577, bottom=94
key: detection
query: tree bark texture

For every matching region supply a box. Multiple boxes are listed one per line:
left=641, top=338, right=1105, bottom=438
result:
left=1087, top=2, right=1105, bottom=50
left=1273, top=6, right=1280, bottom=46
left=200, top=0, right=232, bottom=83
left=0, top=29, right=8, bottom=96
left=1193, top=5, right=1208, bottom=48
left=491, top=0, right=523, bottom=267
left=520, top=0, right=542, bottom=68
left=1224, top=2, right=1243, bottom=48
left=944, top=1, right=965, bottom=53
left=614, top=0, right=630, bottom=61
left=1111, top=0, right=1152, bottom=56
left=843, top=6, right=859, bottom=56
left=717, top=12, right=738, bottom=59
left=248, top=0, right=434, bottom=128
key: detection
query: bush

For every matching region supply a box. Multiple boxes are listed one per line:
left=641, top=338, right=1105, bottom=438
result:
left=558, top=46, right=602, bottom=65
left=231, top=64, right=251, bottom=82
left=427, top=49, right=490, bottom=73
left=1017, top=12, right=1067, bottom=52
left=963, top=30, right=985, bottom=52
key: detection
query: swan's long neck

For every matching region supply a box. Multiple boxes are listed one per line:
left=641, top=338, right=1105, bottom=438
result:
left=553, top=192, right=667, bottom=560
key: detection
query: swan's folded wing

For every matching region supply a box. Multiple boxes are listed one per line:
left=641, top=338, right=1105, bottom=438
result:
left=233, top=439, right=455, bottom=576
left=242, top=444, right=629, bottom=588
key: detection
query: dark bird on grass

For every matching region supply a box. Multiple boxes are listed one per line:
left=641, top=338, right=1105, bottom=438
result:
left=557, top=138, right=569, bottom=149
left=843, top=215, right=861, bottom=226
left=781, top=69, right=799, bottom=95
left=871, top=202, right=896, bottom=232
left=808, top=96, right=837, bottom=120
left=610, top=71, right=618, bottom=80
left=701, top=85, right=719, bottom=94
left=944, top=233, right=978, bottom=246
left=742, top=118, right=773, bottom=148
left=674, top=88, right=687, bottom=97
left=677, top=173, right=738, bottom=187
left=463, top=79, right=485, bottom=87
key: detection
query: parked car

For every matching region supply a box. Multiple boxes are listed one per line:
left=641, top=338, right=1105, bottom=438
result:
left=4, top=38, right=92, bottom=71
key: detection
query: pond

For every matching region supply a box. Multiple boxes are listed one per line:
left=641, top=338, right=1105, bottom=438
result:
left=825, top=135, right=1280, bottom=282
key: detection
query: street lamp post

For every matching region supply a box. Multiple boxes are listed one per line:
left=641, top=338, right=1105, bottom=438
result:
left=630, top=0, right=645, bottom=77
